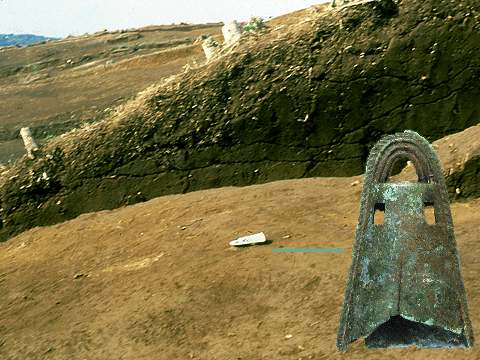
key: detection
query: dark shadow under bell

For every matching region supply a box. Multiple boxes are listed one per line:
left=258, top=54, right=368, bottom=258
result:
left=365, top=315, right=469, bottom=348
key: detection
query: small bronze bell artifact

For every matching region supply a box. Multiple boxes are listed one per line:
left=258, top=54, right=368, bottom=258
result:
left=337, top=130, right=474, bottom=351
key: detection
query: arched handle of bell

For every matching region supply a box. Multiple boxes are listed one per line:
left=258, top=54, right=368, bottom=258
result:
left=366, top=132, right=443, bottom=185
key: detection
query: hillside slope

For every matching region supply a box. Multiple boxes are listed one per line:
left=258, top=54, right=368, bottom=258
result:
left=1, top=0, right=480, bottom=241
left=0, top=24, right=223, bottom=165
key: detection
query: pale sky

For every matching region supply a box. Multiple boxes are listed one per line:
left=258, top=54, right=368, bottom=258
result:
left=0, top=0, right=329, bottom=38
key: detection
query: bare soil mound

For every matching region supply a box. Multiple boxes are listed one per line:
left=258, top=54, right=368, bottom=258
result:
left=1, top=0, right=480, bottom=242
left=395, top=122, right=480, bottom=200
left=1, top=176, right=479, bottom=359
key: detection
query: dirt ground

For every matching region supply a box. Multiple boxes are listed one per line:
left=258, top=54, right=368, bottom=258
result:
left=1, top=175, right=478, bottom=359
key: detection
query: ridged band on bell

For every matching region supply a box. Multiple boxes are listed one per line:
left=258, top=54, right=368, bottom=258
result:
left=337, top=130, right=474, bottom=351
left=365, top=130, right=445, bottom=184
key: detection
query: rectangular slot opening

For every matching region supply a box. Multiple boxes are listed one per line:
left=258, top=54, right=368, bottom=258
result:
left=373, top=203, right=385, bottom=225
left=424, top=202, right=436, bottom=225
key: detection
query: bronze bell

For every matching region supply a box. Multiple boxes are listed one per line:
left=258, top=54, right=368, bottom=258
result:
left=337, top=130, right=474, bottom=351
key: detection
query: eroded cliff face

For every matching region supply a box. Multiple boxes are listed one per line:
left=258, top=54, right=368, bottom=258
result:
left=1, top=0, right=479, bottom=241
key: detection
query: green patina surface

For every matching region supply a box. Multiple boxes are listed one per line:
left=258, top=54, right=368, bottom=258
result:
left=336, top=131, right=474, bottom=351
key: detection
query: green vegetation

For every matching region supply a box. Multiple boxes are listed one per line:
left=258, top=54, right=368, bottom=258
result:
left=183, top=56, right=203, bottom=72
left=137, top=41, right=161, bottom=49
left=191, top=56, right=201, bottom=67
left=245, top=17, right=264, bottom=32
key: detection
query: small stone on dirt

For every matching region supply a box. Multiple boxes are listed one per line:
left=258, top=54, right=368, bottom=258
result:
left=74, top=273, right=88, bottom=279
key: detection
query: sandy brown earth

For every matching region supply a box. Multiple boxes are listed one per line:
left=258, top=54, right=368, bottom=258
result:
left=1, top=175, right=479, bottom=359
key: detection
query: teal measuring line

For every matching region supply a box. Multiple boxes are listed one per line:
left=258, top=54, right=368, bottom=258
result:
left=273, top=249, right=344, bottom=253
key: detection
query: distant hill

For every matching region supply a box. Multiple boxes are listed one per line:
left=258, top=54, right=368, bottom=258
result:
left=0, top=34, right=60, bottom=47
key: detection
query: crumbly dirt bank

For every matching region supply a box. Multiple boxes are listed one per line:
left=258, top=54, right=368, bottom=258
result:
left=1, top=0, right=480, bottom=241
